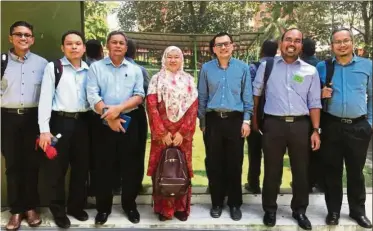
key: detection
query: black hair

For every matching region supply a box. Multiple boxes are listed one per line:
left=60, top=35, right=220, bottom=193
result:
left=125, top=39, right=136, bottom=58
left=86, top=39, right=102, bottom=59
left=209, top=38, right=215, bottom=56
left=106, top=31, right=128, bottom=43
left=281, top=28, right=303, bottom=42
left=261, top=39, right=278, bottom=57
left=331, top=27, right=353, bottom=43
left=61, top=30, right=85, bottom=45
left=212, top=32, right=233, bottom=46
left=10, top=21, right=33, bottom=35
left=302, top=37, right=316, bottom=56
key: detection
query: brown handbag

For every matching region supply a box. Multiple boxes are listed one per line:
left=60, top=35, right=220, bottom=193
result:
left=153, top=146, right=190, bottom=197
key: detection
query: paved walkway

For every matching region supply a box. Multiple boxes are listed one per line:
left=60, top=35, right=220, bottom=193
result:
left=2, top=193, right=372, bottom=230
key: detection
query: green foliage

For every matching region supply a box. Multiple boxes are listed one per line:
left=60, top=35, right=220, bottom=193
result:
left=84, top=1, right=111, bottom=44
left=116, top=1, right=259, bottom=33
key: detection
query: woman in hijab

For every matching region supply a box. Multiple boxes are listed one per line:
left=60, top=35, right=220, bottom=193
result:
left=146, top=46, right=198, bottom=221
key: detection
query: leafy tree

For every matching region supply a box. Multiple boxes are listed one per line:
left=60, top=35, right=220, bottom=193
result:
left=84, top=1, right=111, bottom=44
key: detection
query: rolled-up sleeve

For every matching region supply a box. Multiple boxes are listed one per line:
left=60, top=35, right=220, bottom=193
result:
left=253, top=62, right=266, bottom=96
left=38, top=62, right=55, bottom=133
left=133, top=66, right=145, bottom=98
left=307, top=69, right=322, bottom=109
left=86, top=63, right=102, bottom=112
left=197, top=66, right=208, bottom=128
left=242, top=65, right=253, bottom=120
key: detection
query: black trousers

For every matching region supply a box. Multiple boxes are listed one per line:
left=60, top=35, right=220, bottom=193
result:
left=321, top=114, right=371, bottom=216
left=112, top=105, right=148, bottom=192
left=262, top=116, right=310, bottom=213
left=205, top=112, right=244, bottom=207
left=88, top=111, right=101, bottom=197
left=43, top=112, right=90, bottom=217
left=1, top=109, right=40, bottom=214
left=246, top=130, right=262, bottom=187
left=95, top=110, right=142, bottom=213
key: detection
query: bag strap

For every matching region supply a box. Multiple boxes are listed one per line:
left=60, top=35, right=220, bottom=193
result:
left=262, top=58, right=274, bottom=92
left=53, top=59, right=63, bottom=89
left=323, top=58, right=335, bottom=112
left=1, top=53, right=9, bottom=80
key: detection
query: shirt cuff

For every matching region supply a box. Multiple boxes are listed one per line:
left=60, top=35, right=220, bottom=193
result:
left=244, top=112, right=251, bottom=121
left=39, top=123, right=50, bottom=133
left=253, top=87, right=262, bottom=96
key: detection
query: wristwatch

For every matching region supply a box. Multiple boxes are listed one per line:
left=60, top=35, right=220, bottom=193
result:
left=243, top=120, right=251, bottom=125
left=313, top=128, right=322, bottom=134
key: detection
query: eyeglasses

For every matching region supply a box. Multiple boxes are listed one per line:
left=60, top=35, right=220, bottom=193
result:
left=12, top=32, right=33, bottom=38
left=214, top=42, right=232, bottom=48
left=284, top=37, right=302, bottom=44
left=332, top=39, right=352, bottom=46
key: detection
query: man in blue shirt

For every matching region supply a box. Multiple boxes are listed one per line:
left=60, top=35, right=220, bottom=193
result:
left=87, top=31, right=145, bottom=225
left=38, top=30, right=90, bottom=229
left=253, top=28, right=321, bottom=230
left=245, top=39, right=278, bottom=194
left=1, top=20, right=47, bottom=230
left=317, top=28, right=372, bottom=229
left=198, top=32, right=253, bottom=221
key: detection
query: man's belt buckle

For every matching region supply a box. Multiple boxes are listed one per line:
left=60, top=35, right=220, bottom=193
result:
left=17, top=109, right=24, bottom=115
left=341, top=118, right=352, bottom=124
left=285, top=116, right=294, bottom=123
left=73, top=113, right=79, bottom=119
left=220, top=112, right=228, bottom=119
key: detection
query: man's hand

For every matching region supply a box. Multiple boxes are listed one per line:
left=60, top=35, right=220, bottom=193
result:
left=107, top=118, right=126, bottom=133
left=241, top=123, right=251, bottom=138
left=39, top=132, right=54, bottom=151
left=310, top=132, right=321, bottom=151
left=321, top=84, right=333, bottom=99
left=101, top=105, right=122, bottom=120
left=173, top=132, right=183, bottom=146
left=162, top=132, right=173, bottom=146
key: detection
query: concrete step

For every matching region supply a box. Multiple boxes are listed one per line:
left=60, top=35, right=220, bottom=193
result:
left=2, top=194, right=372, bottom=230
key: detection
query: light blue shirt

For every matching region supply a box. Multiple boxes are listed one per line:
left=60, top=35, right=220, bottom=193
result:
left=253, top=56, right=322, bottom=116
left=316, top=56, right=372, bottom=126
left=1, top=50, right=48, bottom=108
left=197, top=58, right=253, bottom=128
left=38, top=57, right=90, bottom=133
left=86, top=57, right=145, bottom=113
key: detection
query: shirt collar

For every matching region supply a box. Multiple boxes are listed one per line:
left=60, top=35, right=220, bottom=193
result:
left=104, top=56, right=129, bottom=66
left=215, top=57, right=233, bottom=68
left=61, top=56, right=89, bottom=70
left=8, top=48, right=31, bottom=62
left=332, top=54, right=357, bottom=65
left=277, top=55, right=301, bottom=65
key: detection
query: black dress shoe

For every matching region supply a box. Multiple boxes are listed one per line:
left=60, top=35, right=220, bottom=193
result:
left=349, top=214, right=372, bottom=228
left=210, top=206, right=223, bottom=218
left=229, top=207, right=242, bottom=221
left=158, top=214, right=167, bottom=221
left=95, top=212, right=110, bottom=225
left=67, top=210, right=89, bottom=221
left=325, top=212, right=339, bottom=225
left=292, top=212, right=312, bottom=230
left=125, top=209, right=140, bottom=224
left=244, top=183, right=261, bottom=194
left=263, top=212, right=276, bottom=227
left=174, top=211, right=188, bottom=221
left=54, top=215, right=71, bottom=229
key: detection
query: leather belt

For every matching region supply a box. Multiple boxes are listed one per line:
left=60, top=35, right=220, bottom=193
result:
left=53, top=111, right=88, bottom=120
left=324, top=113, right=367, bottom=124
left=2, top=107, right=37, bottom=115
left=210, top=111, right=243, bottom=119
left=265, top=114, right=308, bottom=123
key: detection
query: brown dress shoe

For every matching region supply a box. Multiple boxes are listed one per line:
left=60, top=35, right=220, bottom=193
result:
left=25, top=210, right=42, bottom=227
left=6, top=214, right=23, bottom=231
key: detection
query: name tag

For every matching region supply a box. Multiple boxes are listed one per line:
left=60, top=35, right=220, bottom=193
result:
left=293, top=74, right=304, bottom=83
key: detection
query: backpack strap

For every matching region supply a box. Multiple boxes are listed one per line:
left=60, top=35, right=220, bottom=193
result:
left=1, top=53, right=9, bottom=80
left=53, top=59, right=63, bottom=89
left=323, top=58, right=335, bottom=112
left=256, top=58, right=274, bottom=129
left=263, top=58, right=274, bottom=87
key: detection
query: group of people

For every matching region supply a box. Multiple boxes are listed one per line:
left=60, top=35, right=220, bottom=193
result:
left=1, top=20, right=371, bottom=231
